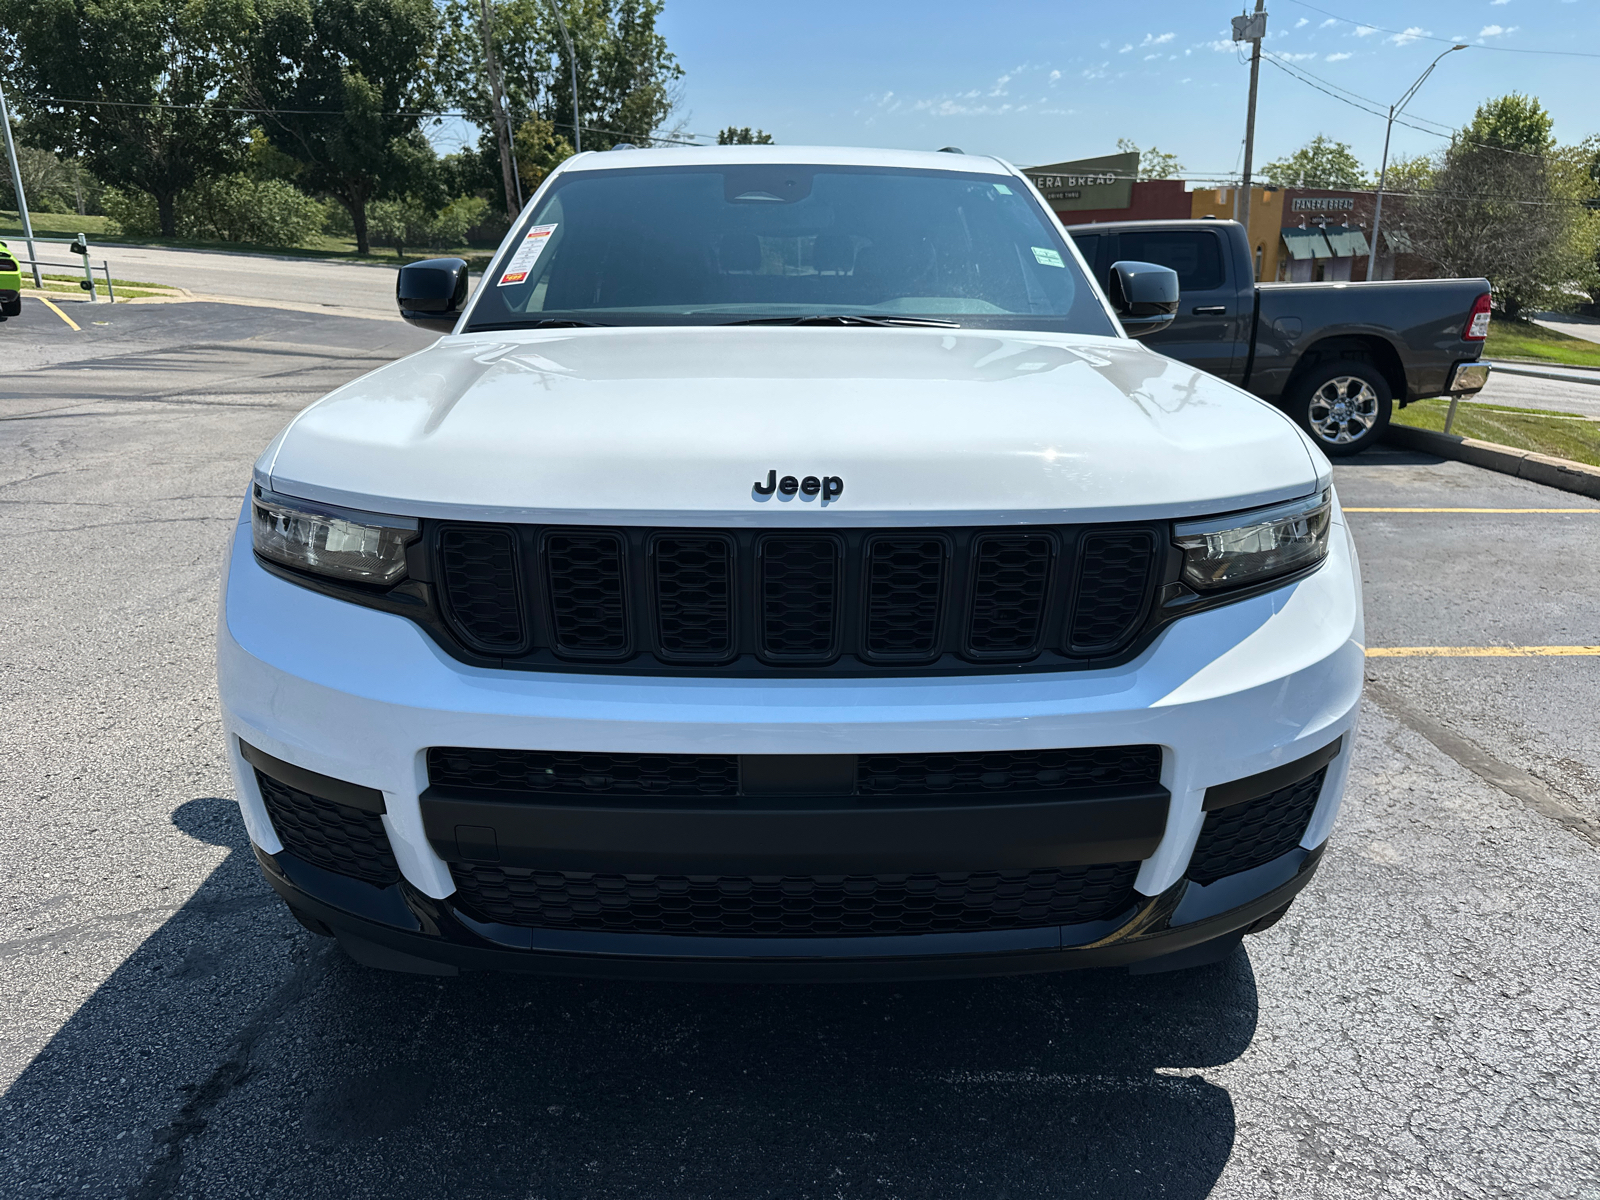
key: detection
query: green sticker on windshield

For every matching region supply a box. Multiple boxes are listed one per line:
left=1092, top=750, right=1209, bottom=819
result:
left=1032, top=246, right=1065, bottom=268
left=994, top=183, right=1013, bottom=195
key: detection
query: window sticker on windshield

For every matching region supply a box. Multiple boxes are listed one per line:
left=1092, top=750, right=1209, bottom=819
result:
left=498, top=223, right=558, bottom=286
left=994, top=183, right=1013, bottom=195
left=1032, top=246, right=1065, bottom=268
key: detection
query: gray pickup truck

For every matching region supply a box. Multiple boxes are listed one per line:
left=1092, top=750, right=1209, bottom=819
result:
left=1066, top=218, right=1492, bottom=455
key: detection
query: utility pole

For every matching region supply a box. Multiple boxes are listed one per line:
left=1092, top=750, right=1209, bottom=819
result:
left=1231, top=3, right=1267, bottom=273
left=547, top=0, right=581, bottom=153
left=0, top=77, right=43, bottom=288
left=1368, top=44, right=1467, bottom=281
left=478, top=0, right=523, bottom=216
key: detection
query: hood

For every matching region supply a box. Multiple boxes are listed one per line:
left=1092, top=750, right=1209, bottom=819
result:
left=259, top=326, right=1323, bottom=526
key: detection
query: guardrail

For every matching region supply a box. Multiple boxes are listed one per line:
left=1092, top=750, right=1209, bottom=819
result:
left=8, top=235, right=116, bottom=301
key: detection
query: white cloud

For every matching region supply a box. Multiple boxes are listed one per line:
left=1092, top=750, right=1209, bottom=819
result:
left=1118, top=42, right=1134, bottom=53
left=1320, top=17, right=1338, bottom=27
left=1490, top=0, right=1510, bottom=5
left=1279, top=51, right=1318, bottom=61
left=1048, top=69, right=1061, bottom=82
left=1479, top=23, right=1518, bottom=38
left=1325, top=51, right=1353, bottom=61
left=1205, top=38, right=1236, bottom=51
left=1144, top=53, right=1161, bottom=60
left=1295, top=16, right=1309, bottom=27
left=1388, top=26, right=1430, bottom=45
left=1140, top=32, right=1175, bottom=46
left=1355, top=25, right=1378, bottom=37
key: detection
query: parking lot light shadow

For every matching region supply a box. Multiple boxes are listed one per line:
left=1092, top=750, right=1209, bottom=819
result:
left=1, top=798, right=1258, bottom=1199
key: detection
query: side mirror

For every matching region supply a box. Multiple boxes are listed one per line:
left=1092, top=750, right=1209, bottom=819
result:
left=397, top=257, right=470, bottom=332
left=1107, top=260, right=1179, bottom=338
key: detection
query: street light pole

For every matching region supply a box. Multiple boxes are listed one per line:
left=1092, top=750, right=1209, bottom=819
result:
left=547, top=1, right=581, bottom=153
left=1368, top=44, right=1467, bottom=280
left=0, top=77, right=43, bottom=288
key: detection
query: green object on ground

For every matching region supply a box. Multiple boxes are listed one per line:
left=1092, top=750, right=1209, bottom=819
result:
left=1484, top=319, right=1600, bottom=368
left=1394, top=398, right=1600, bottom=468
left=0, top=237, right=23, bottom=316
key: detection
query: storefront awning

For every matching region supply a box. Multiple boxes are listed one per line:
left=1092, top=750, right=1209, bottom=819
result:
left=1381, top=227, right=1415, bottom=255
left=1280, top=227, right=1333, bottom=260
left=1322, top=225, right=1370, bottom=258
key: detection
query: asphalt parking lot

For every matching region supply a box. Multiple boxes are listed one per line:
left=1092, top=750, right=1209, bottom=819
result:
left=2, top=297, right=1597, bottom=1199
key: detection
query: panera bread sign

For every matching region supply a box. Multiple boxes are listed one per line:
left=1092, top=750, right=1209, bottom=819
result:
left=1024, top=151, right=1138, bottom=212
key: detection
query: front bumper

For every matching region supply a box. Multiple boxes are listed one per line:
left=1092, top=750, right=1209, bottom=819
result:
left=218, top=503, right=1364, bottom=976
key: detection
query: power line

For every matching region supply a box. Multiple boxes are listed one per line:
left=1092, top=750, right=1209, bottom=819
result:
left=1281, top=0, right=1600, bottom=59
left=1257, top=54, right=1557, bottom=163
left=35, top=95, right=717, bottom=145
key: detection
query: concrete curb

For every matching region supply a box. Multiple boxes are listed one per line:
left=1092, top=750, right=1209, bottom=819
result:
left=1385, top=423, right=1600, bottom=500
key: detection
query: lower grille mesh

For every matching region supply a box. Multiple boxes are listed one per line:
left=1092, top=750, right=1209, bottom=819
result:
left=857, top=746, right=1163, bottom=796
left=1188, top=769, right=1326, bottom=885
left=256, top=771, right=399, bottom=886
left=450, top=862, right=1141, bottom=935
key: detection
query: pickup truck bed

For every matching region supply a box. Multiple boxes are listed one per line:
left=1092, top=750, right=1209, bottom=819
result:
left=1066, top=218, right=1491, bottom=454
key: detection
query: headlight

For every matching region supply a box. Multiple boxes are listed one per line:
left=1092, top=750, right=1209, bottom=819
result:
left=251, top=487, right=417, bottom=585
left=1173, top=490, right=1331, bottom=591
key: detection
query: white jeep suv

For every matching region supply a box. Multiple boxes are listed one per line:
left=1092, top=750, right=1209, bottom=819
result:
left=218, top=146, right=1362, bottom=978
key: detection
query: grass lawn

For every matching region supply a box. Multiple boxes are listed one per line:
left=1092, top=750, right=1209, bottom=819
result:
left=1, top=209, right=494, bottom=272
left=1484, top=318, right=1600, bottom=369
left=36, top=273, right=179, bottom=300
left=1394, top=397, right=1600, bottom=467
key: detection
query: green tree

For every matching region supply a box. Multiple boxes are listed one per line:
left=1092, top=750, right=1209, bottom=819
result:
left=247, top=0, right=441, bottom=254
left=1410, top=94, right=1595, bottom=320
left=718, top=126, right=772, bottom=145
left=1, top=0, right=254, bottom=235
left=436, top=0, right=681, bottom=213
left=1116, top=138, right=1182, bottom=181
left=1378, top=153, right=1434, bottom=197
left=1262, top=135, right=1367, bottom=189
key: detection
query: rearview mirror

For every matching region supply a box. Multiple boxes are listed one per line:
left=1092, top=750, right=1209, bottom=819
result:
left=1107, top=260, right=1179, bottom=338
left=397, top=258, right=470, bottom=332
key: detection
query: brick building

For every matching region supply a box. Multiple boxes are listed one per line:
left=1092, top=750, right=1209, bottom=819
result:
left=1034, top=152, right=1426, bottom=284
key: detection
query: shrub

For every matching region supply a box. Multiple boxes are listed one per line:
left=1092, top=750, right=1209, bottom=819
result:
left=103, top=177, right=328, bottom=245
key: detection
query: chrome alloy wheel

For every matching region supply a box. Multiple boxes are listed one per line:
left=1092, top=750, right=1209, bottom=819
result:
left=1307, top=376, right=1381, bottom=445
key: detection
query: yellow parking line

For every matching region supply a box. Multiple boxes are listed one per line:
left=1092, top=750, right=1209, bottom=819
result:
left=38, top=297, right=81, bottom=331
left=1367, top=646, right=1600, bottom=658
left=1344, top=507, right=1600, bottom=513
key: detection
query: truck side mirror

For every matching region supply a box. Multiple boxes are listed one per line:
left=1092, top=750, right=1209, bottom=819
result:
left=397, top=258, right=470, bottom=332
left=1107, top=261, right=1179, bottom=338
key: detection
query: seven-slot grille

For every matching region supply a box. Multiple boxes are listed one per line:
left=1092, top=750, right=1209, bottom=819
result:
left=427, top=523, right=1160, bottom=674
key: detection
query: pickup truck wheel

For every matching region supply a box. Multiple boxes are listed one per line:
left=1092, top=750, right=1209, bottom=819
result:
left=1286, top=359, right=1392, bottom=456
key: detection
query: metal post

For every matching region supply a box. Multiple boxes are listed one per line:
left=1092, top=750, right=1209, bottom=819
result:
left=1443, top=396, right=1460, bottom=436
left=103, top=262, right=115, bottom=303
left=0, top=77, right=43, bottom=288
left=1367, top=44, right=1467, bottom=282
left=547, top=0, right=581, bottom=153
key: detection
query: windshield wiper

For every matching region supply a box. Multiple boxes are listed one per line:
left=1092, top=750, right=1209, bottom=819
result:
left=468, top=318, right=610, bottom=331
left=722, top=314, right=960, bottom=328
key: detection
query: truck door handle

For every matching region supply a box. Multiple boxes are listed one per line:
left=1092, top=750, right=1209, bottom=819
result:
left=1191, top=305, right=1227, bottom=315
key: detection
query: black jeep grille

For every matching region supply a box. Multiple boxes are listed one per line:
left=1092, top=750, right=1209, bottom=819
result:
left=255, top=771, right=399, bottom=886
left=759, top=536, right=840, bottom=661
left=437, top=526, right=525, bottom=652
left=1187, top=769, right=1326, bottom=885
left=428, top=745, right=1161, bottom=803
left=449, top=861, right=1141, bottom=936
left=544, top=532, right=628, bottom=656
left=652, top=534, right=733, bottom=660
left=429, top=521, right=1161, bottom=675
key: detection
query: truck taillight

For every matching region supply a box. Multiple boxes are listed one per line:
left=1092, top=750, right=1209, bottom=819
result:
left=1463, top=292, right=1491, bottom=341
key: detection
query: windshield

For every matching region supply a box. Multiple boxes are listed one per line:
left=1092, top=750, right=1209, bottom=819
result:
left=465, top=163, right=1118, bottom=335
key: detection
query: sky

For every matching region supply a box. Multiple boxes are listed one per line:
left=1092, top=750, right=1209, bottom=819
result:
left=647, top=0, right=1599, bottom=180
